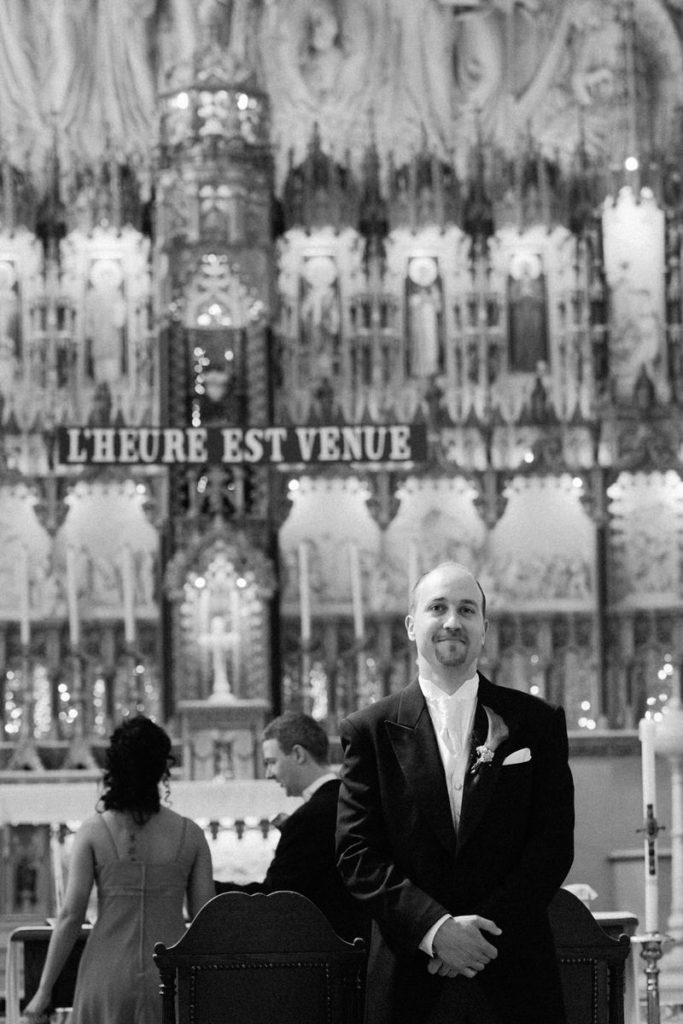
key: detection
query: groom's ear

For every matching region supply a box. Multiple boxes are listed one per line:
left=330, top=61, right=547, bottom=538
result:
left=405, top=614, right=415, bottom=641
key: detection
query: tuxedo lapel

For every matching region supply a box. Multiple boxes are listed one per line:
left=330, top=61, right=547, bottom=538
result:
left=385, top=681, right=457, bottom=855
left=457, top=676, right=517, bottom=852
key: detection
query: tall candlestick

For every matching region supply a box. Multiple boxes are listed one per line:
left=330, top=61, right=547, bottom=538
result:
left=19, top=546, right=30, bottom=647
left=121, top=545, right=136, bottom=645
left=639, top=715, right=659, bottom=933
left=349, top=541, right=364, bottom=640
left=65, top=545, right=80, bottom=648
left=299, top=542, right=311, bottom=644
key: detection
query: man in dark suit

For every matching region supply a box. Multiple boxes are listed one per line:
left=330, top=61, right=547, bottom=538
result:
left=216, top=711, right=366, bottom=944
left=336, top=561, right=574, bottom=1024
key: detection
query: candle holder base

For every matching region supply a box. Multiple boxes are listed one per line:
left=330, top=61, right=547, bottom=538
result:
left=635, top=933, right=672, bottom=1024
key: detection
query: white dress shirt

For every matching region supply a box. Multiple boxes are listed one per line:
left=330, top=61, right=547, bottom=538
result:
left=420, top=673, right=479, bottom=828
left=418, top=673, right=479, bottom=956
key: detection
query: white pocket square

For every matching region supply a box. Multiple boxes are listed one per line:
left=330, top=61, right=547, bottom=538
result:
left=502, top=747, right=531, bottom=766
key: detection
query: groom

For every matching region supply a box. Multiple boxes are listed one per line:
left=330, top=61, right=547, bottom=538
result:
left=336, top=561, right=575, bottom=1024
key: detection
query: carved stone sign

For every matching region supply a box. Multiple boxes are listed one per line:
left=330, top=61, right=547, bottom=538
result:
left=57, top=424, right=427, bottom=465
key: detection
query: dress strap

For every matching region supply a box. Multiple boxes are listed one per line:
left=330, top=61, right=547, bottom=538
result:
left=98, top=812, right=121, bottom=859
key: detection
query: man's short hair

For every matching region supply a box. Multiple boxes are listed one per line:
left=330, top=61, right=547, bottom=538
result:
left=263, top=711, right=329, bottom=764
left=409, top=561, right=487, bottom=618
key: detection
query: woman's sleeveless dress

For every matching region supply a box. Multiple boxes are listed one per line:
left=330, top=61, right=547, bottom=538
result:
left=70, top=815, right=195, bottom=1024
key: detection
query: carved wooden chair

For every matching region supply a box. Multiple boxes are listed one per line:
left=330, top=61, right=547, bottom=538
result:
left=550, top=887, right=632, bottom=1024
left=153, top=891, right=366, bottom=1024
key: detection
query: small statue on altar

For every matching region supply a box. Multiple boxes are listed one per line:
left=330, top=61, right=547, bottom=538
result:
left=198, top=614, right=237, bottom=702
left=507, top=251, right=549, bottom=373
left=85, top=259, right=127, bottom=385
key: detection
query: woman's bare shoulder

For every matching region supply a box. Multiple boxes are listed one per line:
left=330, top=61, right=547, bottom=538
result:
left=72, top=812, right=107, bottom=843
left=160, top=806, right=206, bottom=839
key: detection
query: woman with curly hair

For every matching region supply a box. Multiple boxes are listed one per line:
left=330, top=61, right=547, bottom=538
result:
left=23, top=716, right=215, bottom=1024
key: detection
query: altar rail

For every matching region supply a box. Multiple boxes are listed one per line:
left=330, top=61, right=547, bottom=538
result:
left=0, top=779, right=301, bottom=826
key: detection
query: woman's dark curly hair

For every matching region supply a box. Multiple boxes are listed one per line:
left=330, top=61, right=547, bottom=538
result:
left=100, top=716, right=175, bottom=826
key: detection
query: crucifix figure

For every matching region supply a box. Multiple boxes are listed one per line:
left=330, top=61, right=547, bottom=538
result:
left=199, top=614, right=236, bottom=702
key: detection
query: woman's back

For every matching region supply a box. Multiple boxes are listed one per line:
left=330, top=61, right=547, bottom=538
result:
left=71, top=808, right=209, bottom=1024
left=22, top=717, right=215, bottom=1024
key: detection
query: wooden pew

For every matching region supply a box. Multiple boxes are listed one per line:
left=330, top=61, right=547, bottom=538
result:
left=549, top=888, right=632, bottom=1024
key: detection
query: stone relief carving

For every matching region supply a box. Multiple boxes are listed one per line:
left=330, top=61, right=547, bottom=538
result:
left=32, top=0, right=157, bottom=170
left=0, top=1, right=45, bottom=171
left=260, top=0, right=380, bottom=183
left=0, top=0, right=678, bottom=189
left=59, top=480, right=159, bottom=618
left=608, top=470, right=683, bottom=605
left=602, top=188, right=667, bottom=404
left=485, top=475, right=595, bottom=609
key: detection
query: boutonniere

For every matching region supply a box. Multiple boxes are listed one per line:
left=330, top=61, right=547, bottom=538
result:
left=470, top=706, right=509, bottom=774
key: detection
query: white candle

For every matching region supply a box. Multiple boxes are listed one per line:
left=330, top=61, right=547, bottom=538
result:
left=121, top=546, right=136, bottom=645
left=349, top=541, right=364, bottom=640
left=231, top=585, right=241, bottom=691
left=639, top=715, right=659, bottom=933
left=198, top=584, right=210, bottom=638
left=299, top=543, right=311, bottom=644
left=19, top=546, right=30, bottom=647
left=65, top=545, right=80, bottom=648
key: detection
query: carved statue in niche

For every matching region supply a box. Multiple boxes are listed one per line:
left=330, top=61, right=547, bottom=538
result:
left=198, top=613, right=236, bottom=701
left=260, top=0, right=375, bottom=174
left=197, top=0, right=234, bottom=49
left=616, top=500, right=679, bottom=598
left=507, top=251, right=548, bottom=374
left=610, top=281, right=664, bottom=403
left=84, top=259, right=127, bottom=384
left=536, top=0, right=683, bottom=162
left=299, top=255, right=341, bottom=378
left=299, top=0, right=343, bottom=102
left=427, top=0, right=565, bottom=154
left=406, top=257, right=443, bottom=378
left=0, top=261, right=20, bottom=399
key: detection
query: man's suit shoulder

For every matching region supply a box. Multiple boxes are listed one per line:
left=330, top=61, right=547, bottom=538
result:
left=283, top=778, right=340, bottom=827
left=341, top=676, right=566, bottom=732
left=342, top=690, right=404, bottom=730
left=483, top=677, right=566, bottom=722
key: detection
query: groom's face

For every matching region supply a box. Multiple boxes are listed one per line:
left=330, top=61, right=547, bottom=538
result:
left=406, top=564, right=487, bottom=684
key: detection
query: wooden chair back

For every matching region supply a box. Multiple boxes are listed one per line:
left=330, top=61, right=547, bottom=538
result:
left=153, top=890, right=366, bottom=1024
left=550, top=887, right=632, bottom=1024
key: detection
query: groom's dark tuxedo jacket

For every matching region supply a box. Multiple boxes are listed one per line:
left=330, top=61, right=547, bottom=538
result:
left=336, top=674, right=575, bottom=1024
